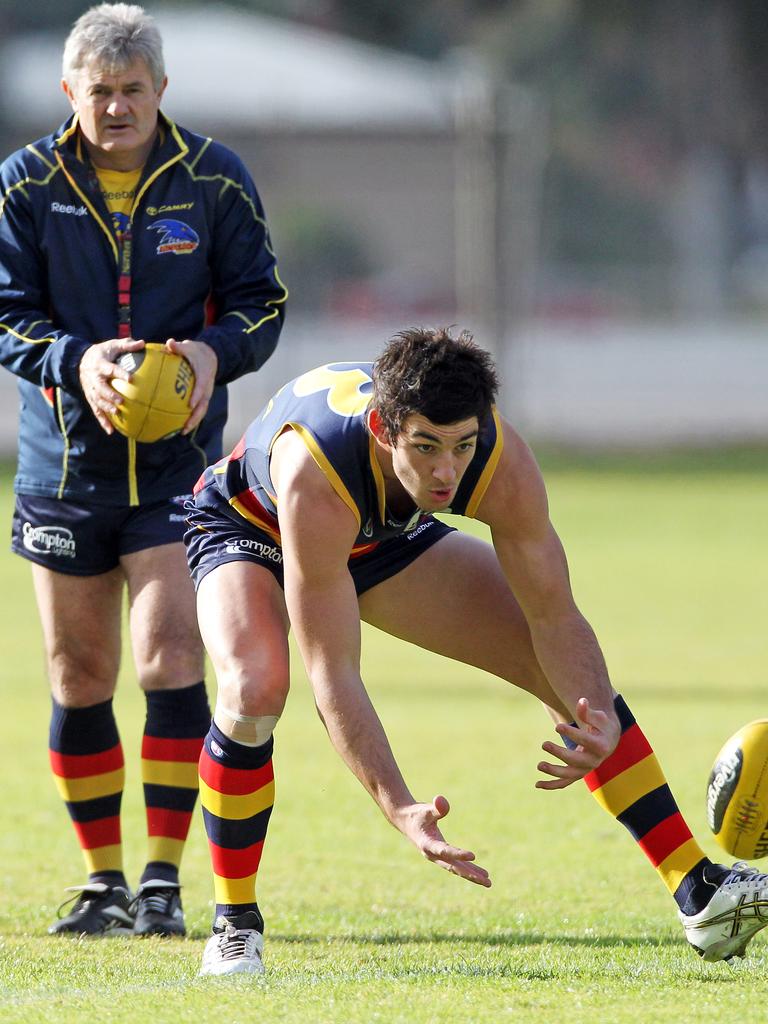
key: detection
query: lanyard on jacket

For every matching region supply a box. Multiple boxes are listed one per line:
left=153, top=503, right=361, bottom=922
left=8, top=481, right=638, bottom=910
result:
left=117, top=228, right=133, bottom=339
left=87, top=164, right=134, bottom=339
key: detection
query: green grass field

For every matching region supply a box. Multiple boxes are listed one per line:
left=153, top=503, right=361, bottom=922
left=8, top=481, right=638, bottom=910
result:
left=1, top=451, right=766, bottom=1023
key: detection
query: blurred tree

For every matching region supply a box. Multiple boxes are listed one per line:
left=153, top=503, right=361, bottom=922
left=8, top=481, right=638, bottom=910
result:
left=464, top=0, right=766, bottom=313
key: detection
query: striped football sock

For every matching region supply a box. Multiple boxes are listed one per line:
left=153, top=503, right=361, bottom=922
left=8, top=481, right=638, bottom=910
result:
left=48, top=697, right=127, bottom=887
left=583, top=694, right=712, bottom=912
left=140, top=682, right=211, bottom=885
left=198, top=722, right=275, bottom=927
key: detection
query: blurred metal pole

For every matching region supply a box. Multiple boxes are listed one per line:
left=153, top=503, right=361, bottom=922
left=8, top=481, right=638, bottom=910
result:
left=450, top=51, right=548, bottom=419
left=450, top=50, right=499, bottom=356
left=495, top=83, right=549, bottom=424
left=495, top=84, right=548, bottom=335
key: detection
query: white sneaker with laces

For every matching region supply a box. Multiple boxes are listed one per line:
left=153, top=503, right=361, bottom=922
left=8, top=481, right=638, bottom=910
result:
left=200, top=914, right=265, bottom=976
left=680, top=862, right=768, bottom=962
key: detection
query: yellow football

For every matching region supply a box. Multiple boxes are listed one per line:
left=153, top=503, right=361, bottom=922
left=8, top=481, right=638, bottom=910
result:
left=707, top=720, right=768, bottom=859
left=109, top=343, right=195, bottom=443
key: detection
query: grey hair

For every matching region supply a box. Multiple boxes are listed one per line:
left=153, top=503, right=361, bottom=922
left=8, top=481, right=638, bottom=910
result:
left=62, top=4, right=165, bottom=89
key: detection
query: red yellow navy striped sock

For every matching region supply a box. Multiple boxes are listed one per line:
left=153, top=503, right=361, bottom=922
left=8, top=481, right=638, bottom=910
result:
left=140, top=682, right=211, bottom=885
left=198, top=722, right=274, bottom=926
left=48, top=697, right=126, bottom=885
left=583, top=694, right=711, bottom=910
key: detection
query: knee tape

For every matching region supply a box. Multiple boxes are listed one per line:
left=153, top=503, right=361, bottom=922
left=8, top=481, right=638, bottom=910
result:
left=214, top=702, right=280, bottom=747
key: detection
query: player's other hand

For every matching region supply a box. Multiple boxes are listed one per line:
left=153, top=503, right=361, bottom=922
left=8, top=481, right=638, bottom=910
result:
left=536, top=697, right=621, bottom=791
left=398, top=795, right=491, bottom=887
left=79, top=337, right=145, bottom=434
left=165, top=338, right=218, bottom=435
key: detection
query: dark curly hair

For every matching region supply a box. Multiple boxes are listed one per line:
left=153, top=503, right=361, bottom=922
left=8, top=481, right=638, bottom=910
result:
left=371, top=326, right=499, bottom=441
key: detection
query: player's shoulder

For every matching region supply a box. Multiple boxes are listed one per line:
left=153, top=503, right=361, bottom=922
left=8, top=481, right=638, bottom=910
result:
left=271, top=425, right=339, bottom=501
left=496, top=416, right=543, bottom=480
left=271, top=425, right=360, bottom=549
left=475, top=415, right=548, bottom=524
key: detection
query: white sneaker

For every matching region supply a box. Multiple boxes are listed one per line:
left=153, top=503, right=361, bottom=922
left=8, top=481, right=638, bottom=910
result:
left=199, top=913, right=265, bottom=976
left=680, top=862, right=768, bottom=962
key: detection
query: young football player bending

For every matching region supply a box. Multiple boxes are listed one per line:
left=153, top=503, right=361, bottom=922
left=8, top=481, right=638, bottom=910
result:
left=185, top=327, right=768, bottom=975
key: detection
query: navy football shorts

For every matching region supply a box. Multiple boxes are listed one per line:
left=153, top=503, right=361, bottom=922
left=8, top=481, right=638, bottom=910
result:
left=184, top=501, right=456, bottom=596
left=12, top=493, right=190, bottom=576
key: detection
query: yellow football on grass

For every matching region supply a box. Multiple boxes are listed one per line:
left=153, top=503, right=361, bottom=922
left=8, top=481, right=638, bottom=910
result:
left=109, top=343, right=195, bottom=443
left=707, top=719, right=768, bottom=859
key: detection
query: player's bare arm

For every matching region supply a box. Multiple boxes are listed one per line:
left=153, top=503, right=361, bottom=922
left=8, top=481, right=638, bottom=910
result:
left=78, top=336, right=145, bottom=433
left=165, top=338, right=218, bottom=434
left=271, top=429, right=490, bottom=886
left=475, top=417, right=620, bottom=784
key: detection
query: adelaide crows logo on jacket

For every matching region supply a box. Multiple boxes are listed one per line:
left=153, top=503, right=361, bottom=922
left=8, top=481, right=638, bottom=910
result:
left=148, top=218, right=200, bottom=255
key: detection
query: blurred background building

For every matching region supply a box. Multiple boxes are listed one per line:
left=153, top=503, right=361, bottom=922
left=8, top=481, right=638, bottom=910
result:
left=0, top=0, right=765, bottom=450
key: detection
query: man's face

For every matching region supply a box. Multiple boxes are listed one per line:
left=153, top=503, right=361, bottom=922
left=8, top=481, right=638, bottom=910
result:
left=388, top=413, right=480, bottom=512
left=62, top=58, right=167, bottom=170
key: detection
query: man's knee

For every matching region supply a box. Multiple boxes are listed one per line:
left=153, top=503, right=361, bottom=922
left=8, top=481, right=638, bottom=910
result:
left=136, top=640, right=206, bottom=690
left=215, top=645, right=290, bottom=718
left=47, top=648, right=119, bottom=706
left=133, top=614, right=205, bottom=690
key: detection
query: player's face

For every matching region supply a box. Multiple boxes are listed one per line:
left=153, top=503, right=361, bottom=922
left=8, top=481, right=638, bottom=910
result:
left=62, top=58, right=167, bottom=170
left=391, top=413, right=479, bottom=511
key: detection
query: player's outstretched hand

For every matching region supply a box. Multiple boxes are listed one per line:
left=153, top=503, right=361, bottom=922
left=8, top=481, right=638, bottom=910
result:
left=166, top=339, right=218, bottom=435
left=79, top=337, right=145, bottom=434
left=398, top=795, right=492, bottom=887
left=536, top=697, right=620, bottom=791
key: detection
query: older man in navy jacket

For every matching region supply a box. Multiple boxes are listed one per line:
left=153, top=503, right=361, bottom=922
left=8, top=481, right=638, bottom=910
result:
left=0, top=2, right=287, bottom=938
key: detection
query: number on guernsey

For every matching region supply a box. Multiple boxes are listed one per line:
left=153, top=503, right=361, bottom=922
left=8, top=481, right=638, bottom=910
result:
left=292, top=365, right=372, bottom=417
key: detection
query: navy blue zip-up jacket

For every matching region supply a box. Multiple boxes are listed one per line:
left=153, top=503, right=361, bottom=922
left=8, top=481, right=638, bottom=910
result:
left=0, top=113, right=287, bottom=506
